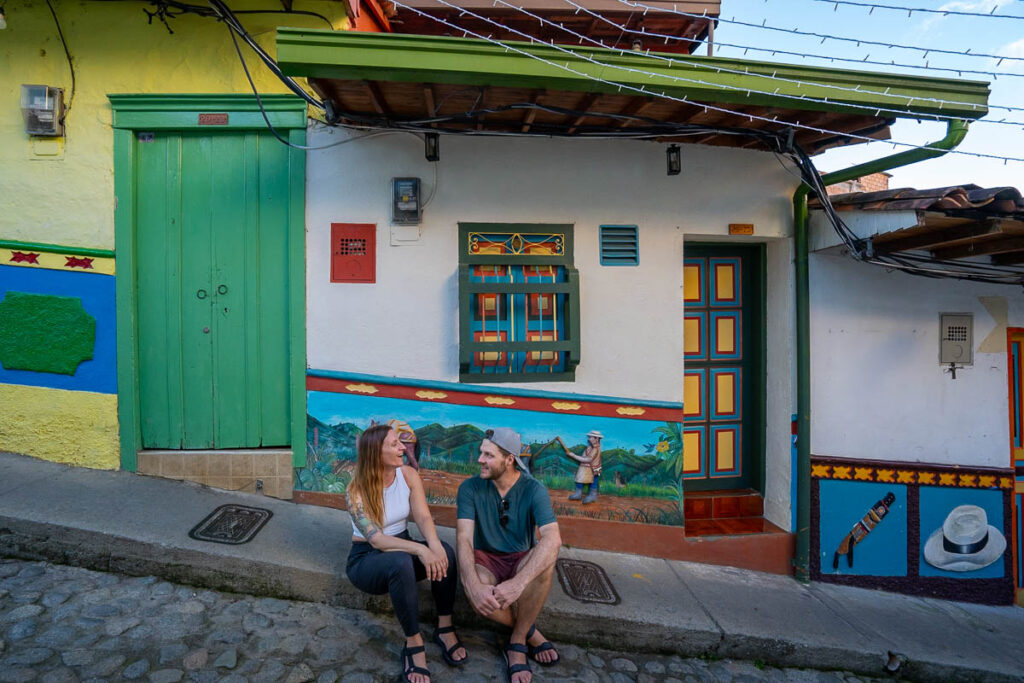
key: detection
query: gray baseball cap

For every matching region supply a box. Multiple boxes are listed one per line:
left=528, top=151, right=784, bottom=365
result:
left=484, top=428, right=531, bottom=475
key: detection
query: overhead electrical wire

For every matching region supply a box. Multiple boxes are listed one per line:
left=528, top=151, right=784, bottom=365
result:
left=386, top=0, right=1024, bottom=164
left=616, top=0, right=1024, bottom=63
left=558, top=0, right=1024, bottom=80
left=806, top=0, right=1024, bottom=20
left=484, top=0, right=1024, bottom=128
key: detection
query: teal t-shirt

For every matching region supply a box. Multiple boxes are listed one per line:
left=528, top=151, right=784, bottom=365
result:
left=456, top=474, right=557, bottom=554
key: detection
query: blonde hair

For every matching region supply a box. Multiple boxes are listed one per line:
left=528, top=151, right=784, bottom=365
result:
left=349, top=424, right=392, bottom=529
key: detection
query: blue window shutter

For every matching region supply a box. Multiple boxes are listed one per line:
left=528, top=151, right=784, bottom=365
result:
left=600, top=225, right=639, bottom=266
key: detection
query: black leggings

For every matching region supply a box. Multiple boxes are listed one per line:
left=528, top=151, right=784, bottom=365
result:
left=346, top=531, right=458, bottom=637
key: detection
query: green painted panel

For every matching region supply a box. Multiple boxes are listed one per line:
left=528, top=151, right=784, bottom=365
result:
left=0, top=292, right=95, bottom=374
left=210, top=133, right=249, bottom=448
left=256, top=133, right=292, bottom=447
left=137, top=134, right=177, bottom=447
left=179, top=135, right=217, bottom=448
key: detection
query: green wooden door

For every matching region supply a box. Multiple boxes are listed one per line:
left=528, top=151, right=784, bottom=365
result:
left=682, top=245, right=764, bottom=491
left=136, top=131, right=291, bottom=449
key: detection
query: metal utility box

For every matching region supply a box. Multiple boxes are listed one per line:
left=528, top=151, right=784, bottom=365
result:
left=330, top=223, right=376, bottom=283
left=939, top=313, right=973, bottom=365
left=392, top=177, right=422, bottom=225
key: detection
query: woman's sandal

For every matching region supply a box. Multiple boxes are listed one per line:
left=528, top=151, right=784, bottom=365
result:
left=503, top=641, right=531, bottom=683
left=399, top=644, right=430, bottom=683
left=525, top=624, right=559, bottom=666
left=432, top=625, right=467, bottom=667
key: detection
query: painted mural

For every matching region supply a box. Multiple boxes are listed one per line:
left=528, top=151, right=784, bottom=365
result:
left=811, top=456, right=1015, bottom=605
left=298, top=375, right=687, bottom=526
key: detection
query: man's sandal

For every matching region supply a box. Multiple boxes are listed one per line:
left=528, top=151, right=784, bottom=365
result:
left=526, top=624, right=559, bottom=666
left=503, top=641, right=531, bottom=683
left=431, top=625, right=466, bottom=667
left=400, top=644, right=430, bottom=683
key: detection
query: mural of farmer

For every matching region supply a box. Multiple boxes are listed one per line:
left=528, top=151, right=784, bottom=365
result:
left=559, top=430, right=603, bottom=504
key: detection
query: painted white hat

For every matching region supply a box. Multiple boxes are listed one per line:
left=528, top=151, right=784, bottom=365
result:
left=923, top=505, right=1006, bottom=572
left=587, top=430, right=604, bottom=439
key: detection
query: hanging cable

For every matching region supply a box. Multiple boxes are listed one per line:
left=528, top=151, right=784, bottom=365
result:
left=45, top=0, right=76, bottom=126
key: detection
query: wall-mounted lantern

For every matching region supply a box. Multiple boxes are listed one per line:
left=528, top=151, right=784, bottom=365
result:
left=666, top=144, right=681, bottom=176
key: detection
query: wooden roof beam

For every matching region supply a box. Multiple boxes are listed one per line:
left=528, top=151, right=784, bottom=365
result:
left=873, top=218, right=1011, bottom=253
left=991, top=250, right=1024, bottom=265
left=363, top=80, right=391, bottom=117
left=567, top=93, right=601, bottom=133
left=932, top=234, right=1024, bottom=260
left=615, top=97, right=655, bottom=129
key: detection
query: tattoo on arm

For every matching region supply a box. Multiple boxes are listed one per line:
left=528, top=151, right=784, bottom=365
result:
left=347, top=492, right=382, bottom=541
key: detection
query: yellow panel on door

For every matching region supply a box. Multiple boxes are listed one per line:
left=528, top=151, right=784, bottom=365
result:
left=684, top=373, right=702, bottom=418
left=716, top=429, right=735, bottom=471
left=684, top=262, right=702, bottom=303
left=716, top=317, right=735, bottom=354
left=715, top=372, right=735, bottom=415
left=684, top=317, right=702, bottom=356
left=715, top=263, right=735, bottom=301
left=683, top=431, right=702, bottom=474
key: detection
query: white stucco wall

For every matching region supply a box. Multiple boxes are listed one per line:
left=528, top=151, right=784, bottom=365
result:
left=809, top=251, right=1023, bottom=467
left=306, top=126, right=796, bottom=402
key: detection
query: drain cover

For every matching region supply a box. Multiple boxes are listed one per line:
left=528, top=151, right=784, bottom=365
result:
left=555, top=558, right=620, bottom=605
left=188, top=504, right=272, bottom=545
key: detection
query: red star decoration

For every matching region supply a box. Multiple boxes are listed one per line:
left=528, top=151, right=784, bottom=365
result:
left=10, top=252, right=40, bottom=264
left=65, top=256, right=94, bottom=269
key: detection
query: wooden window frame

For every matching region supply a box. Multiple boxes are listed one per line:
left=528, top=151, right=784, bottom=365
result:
left=457, top=222, right=580, bottom=383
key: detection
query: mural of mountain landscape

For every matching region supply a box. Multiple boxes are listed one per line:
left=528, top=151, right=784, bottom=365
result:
left=299, top=390, right=686, bottom=526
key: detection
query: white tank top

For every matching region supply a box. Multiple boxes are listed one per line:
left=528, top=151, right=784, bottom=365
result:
left=352, top=467, right=411, bottom=540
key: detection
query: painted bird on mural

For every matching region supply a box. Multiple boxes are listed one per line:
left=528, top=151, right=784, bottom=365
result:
left=832, top=492, right=896, bottom=570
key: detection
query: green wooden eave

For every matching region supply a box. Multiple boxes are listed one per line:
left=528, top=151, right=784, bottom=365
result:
left=108, top=94, right=308, bottom=130
left=276, top=28, right=989, bottom=120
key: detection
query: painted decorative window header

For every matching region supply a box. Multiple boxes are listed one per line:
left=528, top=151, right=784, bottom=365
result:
left=305, top=370, right=683, bottom=422
left=0, top=240, right=115, bottom=276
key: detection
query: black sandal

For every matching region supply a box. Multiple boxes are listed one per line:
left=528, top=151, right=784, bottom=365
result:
left=526, top=624, right=559, bottom=666
left=432, top=625, right=466, bottom=667
left=400, top=644, right=430, bottom=682
left=503, top=641, right=531, bottom=682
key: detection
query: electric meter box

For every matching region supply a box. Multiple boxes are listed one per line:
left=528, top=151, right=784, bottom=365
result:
left=392, top=177, right=422, bottom=225
left=939, top=313, right=973, bottom=365
left=21, top=85, right=64, bottom=137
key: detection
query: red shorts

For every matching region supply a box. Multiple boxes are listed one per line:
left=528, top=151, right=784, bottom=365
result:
left=474, top=549, right=529, bottom=584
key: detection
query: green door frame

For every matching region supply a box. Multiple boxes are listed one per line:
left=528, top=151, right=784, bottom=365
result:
left=109, top=94, right=308, bottom=471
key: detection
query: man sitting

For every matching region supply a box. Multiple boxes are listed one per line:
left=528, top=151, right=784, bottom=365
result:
left=456, top=428, right=562, bottom=683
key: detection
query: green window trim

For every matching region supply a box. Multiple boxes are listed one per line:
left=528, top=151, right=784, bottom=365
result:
left=457, top=222, right=580, bottom=384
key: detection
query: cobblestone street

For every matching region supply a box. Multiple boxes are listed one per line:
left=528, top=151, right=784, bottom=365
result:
left=0, top=559, right=889, bottom=683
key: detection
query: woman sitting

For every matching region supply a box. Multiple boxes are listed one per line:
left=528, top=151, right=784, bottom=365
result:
left=345, top=424, right=467, bottom=683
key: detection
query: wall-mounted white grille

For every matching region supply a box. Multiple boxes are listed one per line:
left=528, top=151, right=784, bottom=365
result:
left=940, top=313, right=973, bottom=365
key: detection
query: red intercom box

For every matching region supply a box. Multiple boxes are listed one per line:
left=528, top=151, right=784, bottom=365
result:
left=330, top=223, right=376, bottom=283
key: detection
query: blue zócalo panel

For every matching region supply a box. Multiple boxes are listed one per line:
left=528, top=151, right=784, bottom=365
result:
left=0, top=264, right=116, bottom=394
left=919, top=486, right=1005, bottom=579
left=819, top=479, right=907, bottom=577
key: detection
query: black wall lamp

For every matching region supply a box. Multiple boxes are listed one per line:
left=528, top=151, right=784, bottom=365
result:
left=666, top=144, right=681, bottom=176
left=425, top=132, right=439, bottom=162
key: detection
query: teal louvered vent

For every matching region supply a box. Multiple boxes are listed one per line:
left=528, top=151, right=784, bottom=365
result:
left=599, top=225, right=639, bottom=266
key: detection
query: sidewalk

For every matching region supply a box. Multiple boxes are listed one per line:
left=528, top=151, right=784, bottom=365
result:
left=1, top=451, right=1022, bottom=682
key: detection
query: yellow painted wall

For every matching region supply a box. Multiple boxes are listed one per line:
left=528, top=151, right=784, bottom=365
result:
left=1, top=1, right=344, bottom=469
left=0, top=0, right=344, bottom=249
left=0, top=383, right=120, bottom=469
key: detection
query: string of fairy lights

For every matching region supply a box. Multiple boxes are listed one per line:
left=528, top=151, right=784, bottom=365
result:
left=383, top=0, right=1024, bottom=165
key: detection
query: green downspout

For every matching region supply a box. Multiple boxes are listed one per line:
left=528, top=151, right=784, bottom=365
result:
left=792, top=119, right=970, bottom=582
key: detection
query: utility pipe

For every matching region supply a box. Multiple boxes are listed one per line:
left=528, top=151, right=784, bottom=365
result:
left=791, top=119, right=970, bottom=582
